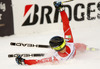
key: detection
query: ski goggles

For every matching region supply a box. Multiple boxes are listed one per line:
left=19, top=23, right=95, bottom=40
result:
left=51, top=39, right=66, bottom=51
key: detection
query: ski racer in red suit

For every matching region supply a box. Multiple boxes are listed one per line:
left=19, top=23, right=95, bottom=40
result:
left=15, top=1, right=86, bottom=65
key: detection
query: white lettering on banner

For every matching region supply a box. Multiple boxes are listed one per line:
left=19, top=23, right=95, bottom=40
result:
left=0, top=2, right=6, bottom=12
left=0, top=14, right=2, bottom=20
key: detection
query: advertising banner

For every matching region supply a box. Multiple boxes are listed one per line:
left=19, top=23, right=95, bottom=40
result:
left=11, top=0, right=100, bottom=35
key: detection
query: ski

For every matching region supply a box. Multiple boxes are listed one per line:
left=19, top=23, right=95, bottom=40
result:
left=9, top=42, right=48, bottom=58
left=8, top=53, right=45, bottom=58
left=86, top=47, right=100, bottom=51
left=62, top=0, right=73, bottom=3
left=10, top=42, right=100, bottom=51
left=10, top=42, right=50, bottom=48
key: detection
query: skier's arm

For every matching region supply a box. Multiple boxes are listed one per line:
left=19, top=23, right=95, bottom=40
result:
left=24, top=56, right=58, bottom=65
left=60, top=10, right=74, bottom=43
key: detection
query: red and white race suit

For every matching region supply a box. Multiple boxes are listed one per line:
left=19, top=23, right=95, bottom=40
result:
left=24, top=10, right=80, bottom=65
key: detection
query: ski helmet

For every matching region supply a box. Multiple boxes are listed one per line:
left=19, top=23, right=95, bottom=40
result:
left=49, top=36, right=66, bottom=51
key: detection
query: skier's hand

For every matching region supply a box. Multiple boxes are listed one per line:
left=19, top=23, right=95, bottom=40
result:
left=53, top=1, right=62, bottom=8
left=15, top=55, right=25, bottom=65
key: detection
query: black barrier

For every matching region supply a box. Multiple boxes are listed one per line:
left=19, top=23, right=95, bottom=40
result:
left=0, top=0, right=14, bottom=36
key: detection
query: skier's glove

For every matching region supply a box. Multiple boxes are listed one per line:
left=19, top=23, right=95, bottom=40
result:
left=53, top=1, right=62, bottom=9
left=15, top=55, right=25, bottom=65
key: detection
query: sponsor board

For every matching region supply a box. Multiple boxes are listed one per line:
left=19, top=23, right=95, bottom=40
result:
left=11, top=0, right=100, bottom=34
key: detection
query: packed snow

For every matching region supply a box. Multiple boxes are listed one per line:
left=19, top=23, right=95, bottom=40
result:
left=0, top=20, right=100, bottom=69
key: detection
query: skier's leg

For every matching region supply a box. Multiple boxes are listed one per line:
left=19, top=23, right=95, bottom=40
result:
left=74, top=43, right=87, bottom=52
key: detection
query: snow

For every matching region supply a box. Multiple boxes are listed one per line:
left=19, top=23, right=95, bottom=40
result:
left=0, top=20, right=100, bottom=69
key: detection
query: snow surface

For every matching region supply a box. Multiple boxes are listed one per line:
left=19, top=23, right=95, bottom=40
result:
left=0, top=20, right=100, bottom=69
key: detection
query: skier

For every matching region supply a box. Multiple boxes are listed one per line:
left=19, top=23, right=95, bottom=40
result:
left=15, top=1, right=86, bottom=65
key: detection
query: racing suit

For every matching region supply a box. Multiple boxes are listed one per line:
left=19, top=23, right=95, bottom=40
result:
left=24, top=10, right=76, bottom=65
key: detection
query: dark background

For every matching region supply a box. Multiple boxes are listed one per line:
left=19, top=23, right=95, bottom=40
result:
left=0, top=0, right=14, bottom=36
